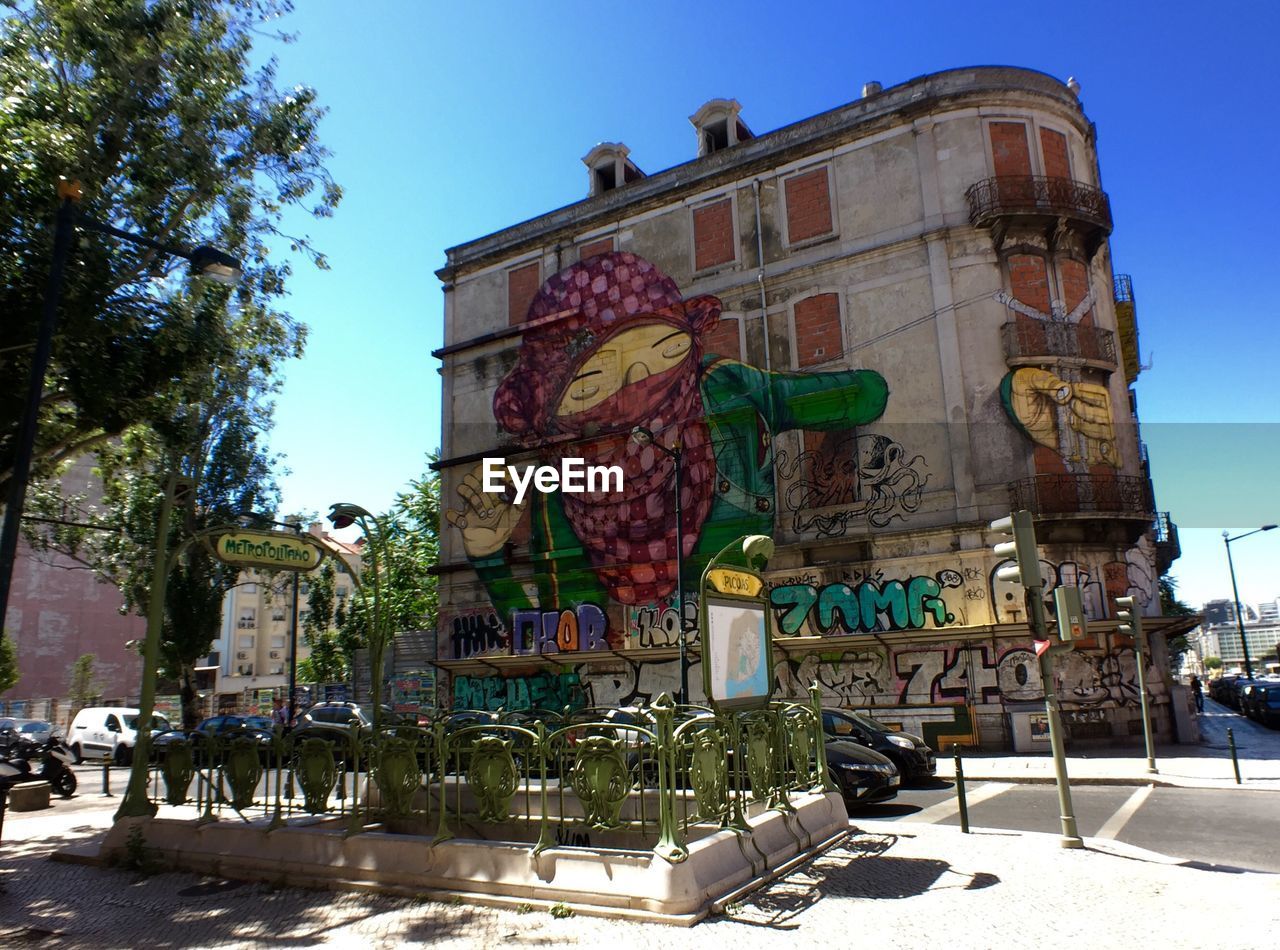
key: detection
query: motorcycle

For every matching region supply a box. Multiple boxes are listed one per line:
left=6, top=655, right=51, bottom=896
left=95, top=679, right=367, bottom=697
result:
left=4, top=735, right=77, bottom=797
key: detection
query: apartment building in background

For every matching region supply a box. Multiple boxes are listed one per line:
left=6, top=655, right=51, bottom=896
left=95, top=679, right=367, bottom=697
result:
left=433, top=66, right=1194, bottom=750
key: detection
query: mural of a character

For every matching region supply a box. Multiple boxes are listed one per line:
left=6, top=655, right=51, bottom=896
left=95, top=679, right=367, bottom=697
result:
left=446, top=252, right=888, bottom=620
left=1000, top=367, right=1118, bottom=469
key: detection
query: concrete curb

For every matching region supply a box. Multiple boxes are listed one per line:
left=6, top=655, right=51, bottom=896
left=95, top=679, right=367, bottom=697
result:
left=941, top=774, right=1280, bottom=790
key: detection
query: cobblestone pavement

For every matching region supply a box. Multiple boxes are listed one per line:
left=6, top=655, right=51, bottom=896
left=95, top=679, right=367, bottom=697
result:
left=3, top=803, right=1279, bottom=948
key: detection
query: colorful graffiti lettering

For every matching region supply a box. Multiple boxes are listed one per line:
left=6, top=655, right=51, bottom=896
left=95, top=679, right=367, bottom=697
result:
left=510, top=604, right=608, bottom=655
left=446, top=610, right=507, bottom=660
left=628, top=598, right=699, bottom=648
left=452, top=671, right=585, bottom=712
left=770, top=571, right=963, bottom=636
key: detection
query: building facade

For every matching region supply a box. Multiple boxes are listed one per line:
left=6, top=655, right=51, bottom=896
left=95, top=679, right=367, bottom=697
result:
left=433, top=67, right=1189, bottom=749
left=206, top=524, right=362, bottom=710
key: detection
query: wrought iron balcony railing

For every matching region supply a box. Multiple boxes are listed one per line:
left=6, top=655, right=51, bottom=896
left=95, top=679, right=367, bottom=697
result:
left=1001, top=318, right=1117, bottom=368
left=1154, top=511, right=1181, bottom=572
left=966, top=176, right=1113, bottom=234
left=1009, top=473, right=1154, bottom=519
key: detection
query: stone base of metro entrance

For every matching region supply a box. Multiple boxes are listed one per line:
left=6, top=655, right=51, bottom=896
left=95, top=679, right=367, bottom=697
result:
left=76, top=790, right=849, bottom=925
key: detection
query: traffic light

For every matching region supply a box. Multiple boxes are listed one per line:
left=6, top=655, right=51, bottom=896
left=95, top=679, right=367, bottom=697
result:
left=990, top=510, right=1042, bottom=589
left=1053, top=587, right=1086, bottom=642
left=1115, top=595, right=1143, bottom=639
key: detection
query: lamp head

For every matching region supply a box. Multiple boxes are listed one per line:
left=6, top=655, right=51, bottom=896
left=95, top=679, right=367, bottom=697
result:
left=189, top=245, right=243, bottom=285
left=630, top=426, right=654, bottom=447
left=328, top=502, right=372, bottom=530
left=740, top=535, right=775, bottom=570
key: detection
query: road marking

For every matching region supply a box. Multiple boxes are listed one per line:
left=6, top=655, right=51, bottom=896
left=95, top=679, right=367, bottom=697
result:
left=899, top=782, right=1015, bottom=824
left=1095, top=784, right=1153, bottom=840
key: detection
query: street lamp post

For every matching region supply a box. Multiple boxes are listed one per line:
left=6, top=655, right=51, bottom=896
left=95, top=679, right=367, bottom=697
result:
left=630, top=426, right=689, bottom=705
left=1224, top=525, right=1277, bottom=679
left=327, top=503, right=390, bottom=729
left=0, top=180, right=242, bottom=634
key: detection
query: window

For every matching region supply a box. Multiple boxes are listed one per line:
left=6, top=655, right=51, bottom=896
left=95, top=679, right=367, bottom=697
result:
left=693, top=198, right=735, bottom=271
left=237, top=608, right=256, bottom=629
left=792, top=293, right=844, bottom=367
left=270, top=636, right=286, bottom=649
left=784, top=166, right=834, bottom=244
left=271, top=609, right=286, bottom=622
left=242, top=583, right=257, bottom=595
left=238, top=635, right=254, bottom=650
left=507, top=260, right=541, bottom=327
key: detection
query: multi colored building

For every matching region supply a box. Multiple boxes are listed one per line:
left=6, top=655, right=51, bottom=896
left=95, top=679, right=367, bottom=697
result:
left=433, top=67, right=1192, bottom=750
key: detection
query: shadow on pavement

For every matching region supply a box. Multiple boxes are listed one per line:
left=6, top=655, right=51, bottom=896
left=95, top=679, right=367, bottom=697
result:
left=851, top=802, right=924, bottom=819
left=714, top=832, right=1001, bottom=930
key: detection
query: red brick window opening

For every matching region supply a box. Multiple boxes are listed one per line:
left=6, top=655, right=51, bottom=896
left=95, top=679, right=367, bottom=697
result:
left=793, top=293, right=843, bottom=368
left=1040, top=128, right=1071, bottom=180
left=1007, top=254, right=1051, bottom=315
left=702, top=314, right=742, bottom=360
left=1058, top=258, right=1093, bottom=325
left=989, top=122, right=1032, bottom=177
left=507, top=261, right=541, bottom=326
left=693, top=198, right=735, bottom=271
left=579, top=238, right=614, bottom=261
left=784, top=167, right=834, bottom=244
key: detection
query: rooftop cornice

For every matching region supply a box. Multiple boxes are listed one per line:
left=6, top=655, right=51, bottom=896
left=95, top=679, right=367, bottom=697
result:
left=436, top=66, right=1085, bottom=282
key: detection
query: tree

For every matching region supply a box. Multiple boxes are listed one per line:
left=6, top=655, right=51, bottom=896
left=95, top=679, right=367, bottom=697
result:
left=1205, top=656, right=1223, bottom=671
left=332, top=459, right=440, bottom=714
left=298, top=560, right=346, bottom=685
left=1158, top=574, right=1197, bottom=672
left=0, top=0, right=339, bottom=502
left=0, top=631, right=18, bottom=694
left=67, top=653, right=98, bottom=712
left=5, top=0, right=338, bottom=729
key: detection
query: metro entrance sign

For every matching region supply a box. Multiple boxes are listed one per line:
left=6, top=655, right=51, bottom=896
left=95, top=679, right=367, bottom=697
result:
left=206, top=528, right=328, bottom=572
left=699, top=535, right=775, bottom=713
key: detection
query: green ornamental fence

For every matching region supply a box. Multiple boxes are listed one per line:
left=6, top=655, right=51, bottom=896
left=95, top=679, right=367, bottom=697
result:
left=145, top=688, right=835, bottom=862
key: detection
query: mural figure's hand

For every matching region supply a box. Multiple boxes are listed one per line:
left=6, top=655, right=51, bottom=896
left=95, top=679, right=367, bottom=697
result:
left=1005, top=368, right=1117, bottom=467
left=445, top=462, right=528, bottom=559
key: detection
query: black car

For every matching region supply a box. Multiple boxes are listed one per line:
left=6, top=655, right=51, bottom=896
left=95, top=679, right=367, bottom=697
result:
left=824, top=738, right=899, bottom=807
left=153, top=714, right=278, bottom=764
left=822, top=708, right=936, bottom=781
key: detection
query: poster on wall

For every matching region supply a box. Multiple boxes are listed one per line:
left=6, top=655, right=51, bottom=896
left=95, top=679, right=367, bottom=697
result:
left=704, top=596, right=771, bottom=710
left=389, top=674, right=436, bottom=721
left=1029, top=713, right=1051, bottom=743
left=153, top=695, right=181, bottom=724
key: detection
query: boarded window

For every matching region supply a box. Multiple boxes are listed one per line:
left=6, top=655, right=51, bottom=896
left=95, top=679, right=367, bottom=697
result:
left=793, top=293, right=843, bottom=368
left=702, top=314, right=742, bottom=360
left=579, top=238, right=614, bottom=261
left=990, top=122, right=1032, bottom=177
left=507, top=261, right=541, bottom=327
left=693, top=198, right=735, bottom=270
left=785, top=167, right=834, bottom=243
left=1040, top=128, right=1070, bottom=179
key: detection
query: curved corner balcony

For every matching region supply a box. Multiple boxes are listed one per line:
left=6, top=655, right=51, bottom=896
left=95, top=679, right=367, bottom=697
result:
left=966, top=176, right=1113, bottom=256
left=1009, top=473, right=1154, bottom=521
left=1001, top=318, right=1118, bottom=371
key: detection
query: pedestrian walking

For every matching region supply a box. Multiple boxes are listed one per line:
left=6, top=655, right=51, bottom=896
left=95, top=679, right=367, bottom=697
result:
left=272, top=696, right=289, bottom=728
left=1190, top=674, right=1204, bottom=712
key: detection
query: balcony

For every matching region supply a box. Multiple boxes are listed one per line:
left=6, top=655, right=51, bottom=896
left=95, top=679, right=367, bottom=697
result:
left=1154, top=511, right=1181, bottom=574
left=966, top=176, right=1112, bottom=258
left=1001, top=318, right=1117, bottom=370
left=1009, top=473, right=1154, bottom=521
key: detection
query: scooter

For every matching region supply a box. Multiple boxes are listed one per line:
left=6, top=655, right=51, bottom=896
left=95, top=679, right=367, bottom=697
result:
left=5, top=736, right=77, bottom=797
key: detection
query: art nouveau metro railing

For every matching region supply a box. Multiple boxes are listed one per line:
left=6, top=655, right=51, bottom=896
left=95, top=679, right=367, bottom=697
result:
left=140, top=693, right=833, bottom=862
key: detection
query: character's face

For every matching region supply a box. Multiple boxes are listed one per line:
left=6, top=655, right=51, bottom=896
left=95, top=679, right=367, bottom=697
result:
left=555, top=322, right=693, bottom=417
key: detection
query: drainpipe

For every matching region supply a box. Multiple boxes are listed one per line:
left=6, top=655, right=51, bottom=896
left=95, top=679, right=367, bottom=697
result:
left=751, top=178, right=771, bottom=373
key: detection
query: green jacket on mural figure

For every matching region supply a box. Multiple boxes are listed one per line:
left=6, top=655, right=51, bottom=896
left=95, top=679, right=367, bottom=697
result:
left=445, top=252, right=889, bottom=630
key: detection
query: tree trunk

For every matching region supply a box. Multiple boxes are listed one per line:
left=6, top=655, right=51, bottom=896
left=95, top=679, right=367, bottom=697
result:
left=180, top=664, right=199, bottom=730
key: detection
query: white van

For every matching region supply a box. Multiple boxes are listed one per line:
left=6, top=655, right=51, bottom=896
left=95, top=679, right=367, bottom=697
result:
left=66, top=707, right=171, bottom=764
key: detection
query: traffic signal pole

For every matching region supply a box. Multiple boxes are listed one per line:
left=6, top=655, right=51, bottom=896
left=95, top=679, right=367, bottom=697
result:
left=992, top=511, right=1083, bottom=850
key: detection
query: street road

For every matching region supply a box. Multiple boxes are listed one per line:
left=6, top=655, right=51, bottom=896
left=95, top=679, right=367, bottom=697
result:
left=856, top=780, right=1280, bottom=873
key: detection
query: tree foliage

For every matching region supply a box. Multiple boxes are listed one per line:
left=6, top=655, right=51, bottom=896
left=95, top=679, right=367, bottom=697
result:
left=67, top=652, right=97, bottom=709
left=6, top=0, right=339, bottom=727
left=0, top=631, right=18, bottom=694
left=298, top=559, right=346, bottom=684
left=0, top=0, right=339, bottom=501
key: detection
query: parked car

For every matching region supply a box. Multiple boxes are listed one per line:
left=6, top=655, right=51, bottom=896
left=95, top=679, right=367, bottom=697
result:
left=66, top=707, right=171, bottom=764
left=1253, top=684, right=1280, bottom=729
left=0, top=718, right=56, bottom=754
left=153, top=715, right=278, bottom=764
left=822, top=708, right=936, bottom=781
left=824, top=738, right=900, bottom=808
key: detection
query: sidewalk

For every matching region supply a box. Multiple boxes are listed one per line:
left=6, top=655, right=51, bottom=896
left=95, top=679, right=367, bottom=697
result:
left=938, top=699, right=1280, bottom=789
left=2, top=793, right=1278, bottom=947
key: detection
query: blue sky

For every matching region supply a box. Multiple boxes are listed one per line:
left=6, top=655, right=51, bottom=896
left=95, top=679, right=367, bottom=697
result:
left=260, top=0, right=1280, bottom=610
